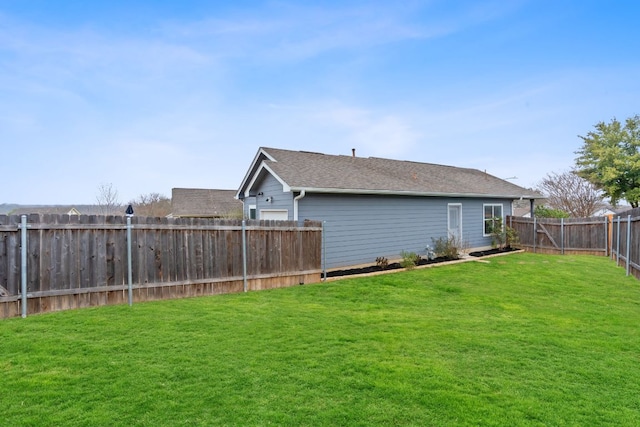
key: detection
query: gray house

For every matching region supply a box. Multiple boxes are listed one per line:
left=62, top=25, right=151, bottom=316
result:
left=237, top=147, right=541, bottom=269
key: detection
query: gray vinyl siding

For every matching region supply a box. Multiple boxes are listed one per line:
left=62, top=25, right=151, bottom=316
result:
left=241, top=173, right=513, bottom=268
left=460, top=198, right=512, bottom=248
left=298, top=194, right=512, bottom=269
left=243, top=196, right=257, bottom=219
left=249, top=173, right=294, bottom=220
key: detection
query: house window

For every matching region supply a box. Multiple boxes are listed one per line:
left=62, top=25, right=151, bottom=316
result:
left=249, top=205, right=256, bottom=220
left=484, top=204, right=503, bottom=236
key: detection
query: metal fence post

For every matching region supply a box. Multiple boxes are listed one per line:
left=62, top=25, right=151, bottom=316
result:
left=604, top=216, right=609, bottom=257
left=20, top=215, right=28, bottom=318
left=610, top=216, right=614, bottom=261
left=242, top=219, right=248, bottom=292
left=626, top=215, right=632, bottom=276
left=322, top=221, right=327, bottom=281
left=616, top=217, right=621, bottom=266
left=561, top=218, right=564, bottom=255
left=533, top=217, right=537, bottom=253
left=126, top=216, right=133, bottom=306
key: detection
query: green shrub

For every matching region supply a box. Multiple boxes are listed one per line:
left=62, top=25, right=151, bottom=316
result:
left=505, top=225, right=520, bottom=248
left=487, top=218, right=520, bottom=249
left=534, top=205, right=570, bottom=218
left=431, top=236, right=462, bottom=259
left=400, top=251, right=421, bottom=270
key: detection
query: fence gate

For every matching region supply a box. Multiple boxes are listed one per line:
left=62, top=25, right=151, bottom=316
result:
left=536, top=222, right=561, bottom=252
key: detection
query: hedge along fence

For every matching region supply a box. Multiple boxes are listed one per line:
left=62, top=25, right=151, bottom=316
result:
left=0, top=214, right=323, bottom=319
left=507, top=215, right=610, bottom=256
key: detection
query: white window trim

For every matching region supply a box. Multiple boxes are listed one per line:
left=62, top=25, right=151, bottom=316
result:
left=248, top=204, right=256, bottom=220
left=483, top=203, right=504, bottom=237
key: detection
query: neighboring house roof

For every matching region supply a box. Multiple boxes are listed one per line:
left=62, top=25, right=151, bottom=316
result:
left=512, top=199, right=534, bottom=217
left=9, top=206, right=91, bottom=215
left=238, top=147, right=543, bottom=199
left=171, top=188, right=243, bottom=218
left=594, top=205, right=632, bottom=217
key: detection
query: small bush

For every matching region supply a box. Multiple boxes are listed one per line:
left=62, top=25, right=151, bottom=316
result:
left=487, top=218, right=520, bottom=249
left=375, top=256, right=389, bottom=269
left=505, top=226, right=519, bottom=249
left=431, top=236, right=462, bottom=259
left=400, top=251, right=421, bottom=270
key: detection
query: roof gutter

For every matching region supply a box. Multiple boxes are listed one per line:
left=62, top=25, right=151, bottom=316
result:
left=290, top=187, right=542, bottom=200
left=293, top=190, right=306, bottom=221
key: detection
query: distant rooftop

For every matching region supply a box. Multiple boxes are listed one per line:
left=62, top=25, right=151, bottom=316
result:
left=171, top=188, right=242, bottom=218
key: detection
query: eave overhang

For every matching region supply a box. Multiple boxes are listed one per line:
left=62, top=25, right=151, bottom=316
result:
left=288, top=186, right=542, bottom=199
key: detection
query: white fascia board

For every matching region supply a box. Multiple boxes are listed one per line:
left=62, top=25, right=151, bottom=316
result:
left=290, top=187, right=541, bottom=199
left=236, top=148, right=277, bottom=199
left=243, top=163, right=291, bottom=198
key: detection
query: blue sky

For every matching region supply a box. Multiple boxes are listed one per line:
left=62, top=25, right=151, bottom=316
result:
left=1, top=0, right=638, bottom=204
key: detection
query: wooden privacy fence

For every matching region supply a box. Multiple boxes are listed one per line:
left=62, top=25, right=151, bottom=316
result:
left=0, top=214, right=322, bottom=318
left=507, top=215, right=610, bottom=256
left=500, top=214, right=640, bottom=280
left=610, top=207, right=640, bottom=280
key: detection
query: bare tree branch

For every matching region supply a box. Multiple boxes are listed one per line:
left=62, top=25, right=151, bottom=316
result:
left=96, top=183, right=121, bottom=215
left=128, top=192, right=171, bottom=217
left=536, top=171, right=605, bottom=217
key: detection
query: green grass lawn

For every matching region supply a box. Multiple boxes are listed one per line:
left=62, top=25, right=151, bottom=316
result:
left=2, top=253, right=639, bottom=426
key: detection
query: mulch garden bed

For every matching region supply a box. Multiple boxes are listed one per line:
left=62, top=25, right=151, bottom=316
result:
left=326, top=247, right=519, bottom=278
left=468, top=246, right=519, bottom=257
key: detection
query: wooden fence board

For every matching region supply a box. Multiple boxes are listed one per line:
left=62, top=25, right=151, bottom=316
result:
left=27, top=214, right=41, bottom=293
left=78, top=215, right=91, bottom=288
left=95, top=215, right=108, bottom=288
left=0, top=222, right=6, bottom=296
left=55, top=215, right=68, bottom=290
left=66, top=214, right=77, bottom=289
left=166, top=225, right=176, bottom=282
left=0, top=215, right=19, bottom=295
left=144, top=217, right=156, bottom=284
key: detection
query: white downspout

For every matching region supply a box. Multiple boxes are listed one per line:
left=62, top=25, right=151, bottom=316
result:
left=293, top=190, right=306, bottom=221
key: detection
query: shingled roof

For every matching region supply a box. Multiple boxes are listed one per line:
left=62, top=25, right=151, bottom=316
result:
left=171, top=188, right=242, bottom=218
left=9, top=205, right=105, bottom=215
left=239, top=147, right=542, bottom=199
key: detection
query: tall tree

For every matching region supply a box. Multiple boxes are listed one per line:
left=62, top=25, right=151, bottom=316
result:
left=536, top=171, right=604, bottom=217
left=96, top=183, right=121, bottom=215
left=129, top=193, right=171, bottom=217
left=575, top=115, right=640, bottom=207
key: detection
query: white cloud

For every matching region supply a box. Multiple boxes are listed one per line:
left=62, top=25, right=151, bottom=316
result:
left=157, top=2, right=459, bottom=63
